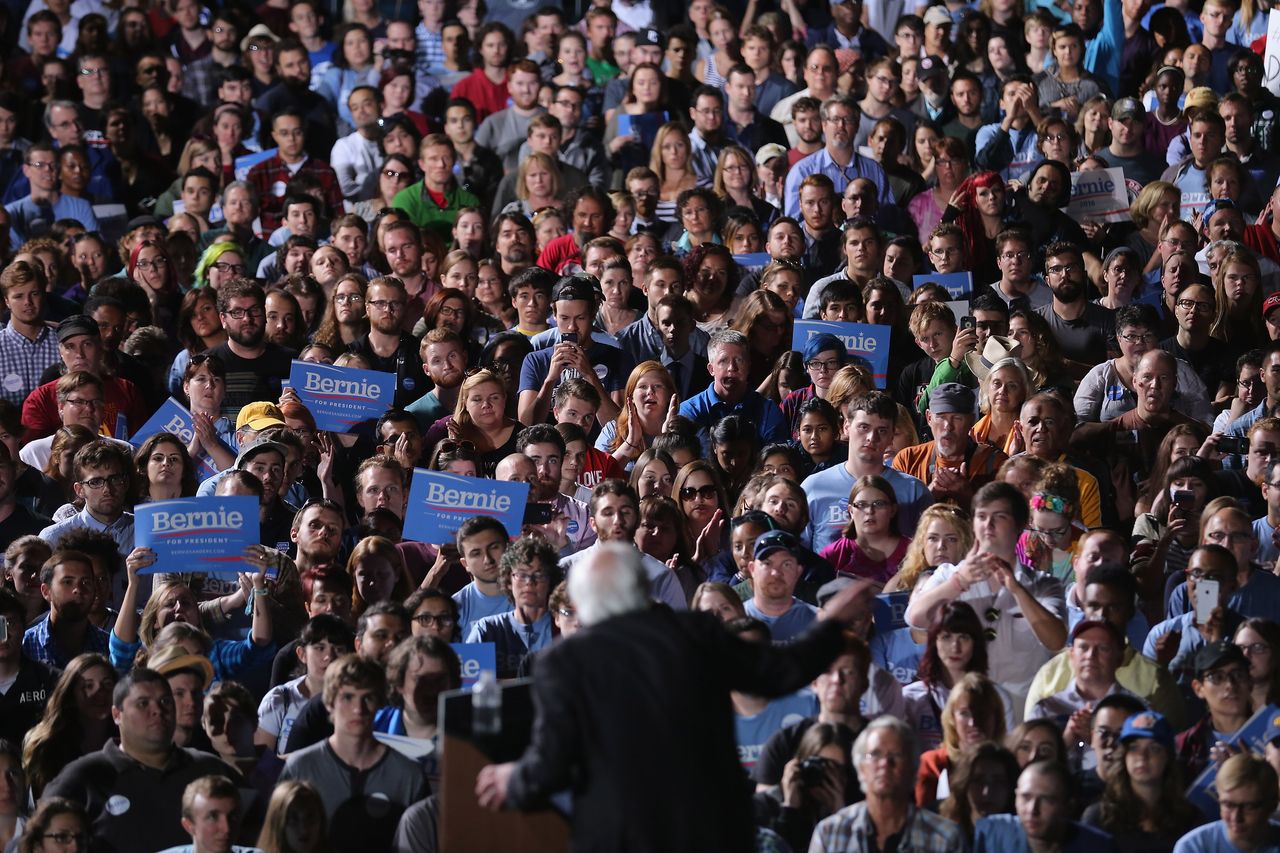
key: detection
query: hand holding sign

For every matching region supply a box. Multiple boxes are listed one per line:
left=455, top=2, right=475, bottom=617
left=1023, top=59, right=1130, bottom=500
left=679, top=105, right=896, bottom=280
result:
left=290, top=360, right=396, bottom=433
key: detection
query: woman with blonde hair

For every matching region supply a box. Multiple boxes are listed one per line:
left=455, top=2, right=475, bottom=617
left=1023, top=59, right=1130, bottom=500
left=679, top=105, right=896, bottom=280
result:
left=1127, top=180, right=1180, bottom=272
left=256, top=780, right=333, bottom=853
left=347, top=535, right=413, bottom=617
left=972, top=358, right=1030, bottom=455
left=504, top=152, right=561, bottom=218
left=424, top=369, right=521, bottom=476
left=22, top=654, right=117, bottom=799
left=651, top=122, right=701, bottom=223
left=691, top=580, right=747, bottom=622
left=154, top=136, right=222, bottom=219
left=602, top=361, right=676, bottom=467
left=916, top=672, right=1008, bottom=809
left=884, top=503, right=972, bottom=593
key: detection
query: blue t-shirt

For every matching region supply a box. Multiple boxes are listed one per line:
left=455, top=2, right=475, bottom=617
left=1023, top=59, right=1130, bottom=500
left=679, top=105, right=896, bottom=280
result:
left=1166, top=569, right=1280, bottom=625
left=744, top=599, right=817, bottom=643
left=518, top=340, right=632, bottom=403
left=452, top=582, right=514, bottom=638
left=1174, top=821, right=1280, bottom=853
left=678, top=385, right=789, bottom=452
left=801, top=463, right=932, bottom=555
left=735, top=690, right=818, bottom=770
left=1257, top=517, right=1278, bottom=566
left=870, top=627, right=926, bottom=685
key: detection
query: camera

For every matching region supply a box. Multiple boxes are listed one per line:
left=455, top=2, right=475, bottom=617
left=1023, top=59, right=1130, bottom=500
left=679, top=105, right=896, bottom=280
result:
left=1217, top=435, right=1249, bottom=455
left=798, top=756, right=833, bottom=786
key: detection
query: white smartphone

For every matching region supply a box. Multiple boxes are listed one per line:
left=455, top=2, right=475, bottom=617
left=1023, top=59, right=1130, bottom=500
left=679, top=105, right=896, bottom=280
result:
left=1195, top=579, right=1220, bottom=624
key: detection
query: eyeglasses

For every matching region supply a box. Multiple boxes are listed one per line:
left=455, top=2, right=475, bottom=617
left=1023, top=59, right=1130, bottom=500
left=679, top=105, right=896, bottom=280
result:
left=80, top=473, right=128, bottom=491
left=79, top=66, right=109, bottom=77
left=135, top=257, right=168, bottom=271
left=412, top=613, right=455, bottom=626
left=1206, top=530, right=1253, bottom=545
left=1187, top=569, right=1226, bottom=581
left=1046, top=262, right=1080, bottom=276
left=383, top=169, right=408, bottom=179
left=852, top=499, right=890, bottom=512
left=1220, top=799, right=1270, bottom=815
left=211, top=262, right=246, bottom=275
left=1118, top=331, right=1157, bottom=343
left=806, top=359, right=841, bottom=372
left=63, top=396, right=104, bottom=409
left=1043, top=132, right=1069, bottom=143
left=368, top=299, right=406, bottom=312
left=556, top=608, right=577, bottom=619
left=1175, top=299, right=1215, bottom=313
left=39, top=832, right=88, bottom=845
left=1237, top=641, right=1271, bottom=656
left=1201, top=669, right=1251, bottom=686
left=999, top=251, right=1031, bottom=261
left=222, top=307, right=263, bottom=319
left=1029, top=523, right=1071, bottom=538
left=823, top=115, right=855, bottom=125
left=512, top=571, right=549, bottom=584
left=436, top=439, right=476, bottom=453
left=679, top=484, right=719, bottom=501
left=335, top=293, right=365, bottom=304
left=26, top=160, right=55, bottom=171
left=438, top=305, right=465, bottom=319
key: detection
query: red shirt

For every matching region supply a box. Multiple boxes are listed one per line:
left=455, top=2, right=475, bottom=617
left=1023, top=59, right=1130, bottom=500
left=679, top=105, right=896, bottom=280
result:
left=576, top=448, right=625, bottom=492
left=537, top=234, right=583, bottom=275
left=450, top=71, right=508, bottom=124
left=1245, top=221, right=1280, bottom=263
left=22, top=375, right=147, bottom=442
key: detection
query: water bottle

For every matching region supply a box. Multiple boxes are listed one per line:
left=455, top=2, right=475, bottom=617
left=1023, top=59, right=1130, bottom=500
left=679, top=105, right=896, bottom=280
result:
left=472, top=670, right=501, bottom=736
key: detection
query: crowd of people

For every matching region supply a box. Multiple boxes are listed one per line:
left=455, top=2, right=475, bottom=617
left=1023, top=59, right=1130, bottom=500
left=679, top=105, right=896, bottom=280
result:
left=1, top=0, right=1280, bottom=849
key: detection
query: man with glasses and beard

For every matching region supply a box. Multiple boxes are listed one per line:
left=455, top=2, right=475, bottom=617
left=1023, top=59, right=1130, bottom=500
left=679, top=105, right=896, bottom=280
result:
left=346, top=277, right=428, bottom=409
left=1035, top=241, right=1117, bottom=369
left=205, top=280, right=292, bottom=423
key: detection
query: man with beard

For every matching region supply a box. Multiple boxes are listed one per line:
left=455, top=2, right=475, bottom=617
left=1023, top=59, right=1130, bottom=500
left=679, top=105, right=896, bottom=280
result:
left=331, top=86, right=383, bottom=198
left=346, top=277, right=428, bottom=409
left=205, top=280, right=293, bottom=423
left=245, top=109, right=343, bottom=233
left=224, top=436, right=297, bottom=553
left=688, top=86, right=728, bottom=184
left=560, top=480, right=687, bottom=610
left=626, top=168, right=663, bottom=236
left=1035, top=241, right=1116, bottom=368
left=1159, top=279, right=1235, bottom=397
left=254, top=40, right=337, bottom=161
left=290, top=499, right=345, bottom=578
left=475, top=59, right=545, bottom=172
left=518, top=425, right=596, bottom=555
left=406, top=328, right=465, bottom=430
left=491, top=212, right=535, bottom=279
left=22, top=548, right=109, bottom=668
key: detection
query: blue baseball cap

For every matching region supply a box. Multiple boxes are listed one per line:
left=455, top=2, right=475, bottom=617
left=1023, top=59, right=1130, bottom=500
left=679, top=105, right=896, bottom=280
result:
left=1119, top=710, right=1175, bottom=753
left=753, top=529, right=799, bottom=561
left=802, top=333, right=847, bottom=365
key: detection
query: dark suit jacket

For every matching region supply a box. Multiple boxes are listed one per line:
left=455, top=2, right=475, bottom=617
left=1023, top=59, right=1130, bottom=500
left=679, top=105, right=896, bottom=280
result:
left=506, top=607, right=845, bottom=852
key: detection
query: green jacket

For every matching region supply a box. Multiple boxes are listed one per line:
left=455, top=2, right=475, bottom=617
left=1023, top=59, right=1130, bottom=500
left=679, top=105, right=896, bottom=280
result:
left=391, top=181, right=480, bottom=248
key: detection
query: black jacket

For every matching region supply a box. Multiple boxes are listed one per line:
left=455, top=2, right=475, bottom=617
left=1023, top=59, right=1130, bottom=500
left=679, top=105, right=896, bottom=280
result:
left=505, top=607, right=845, bottom=852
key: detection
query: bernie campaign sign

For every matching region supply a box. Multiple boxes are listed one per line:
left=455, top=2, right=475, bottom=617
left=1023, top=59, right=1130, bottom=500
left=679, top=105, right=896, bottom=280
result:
left=913, top=272, right=973, bottom=300
left=451, top=642, right=498, bottom=688
left=130, top=398, right=225, bottom=481
left=290, top=360, right=396, bottom=433
left=792, top=320, right=891, bottom=389
left=1186, top=704, right=1280, bottom=817
left=403, top=469, right=530, bottom=545
left=135, top=496, right=260, bottom=576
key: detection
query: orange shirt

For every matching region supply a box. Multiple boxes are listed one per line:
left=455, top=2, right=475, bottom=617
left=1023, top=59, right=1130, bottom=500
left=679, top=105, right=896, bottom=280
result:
left=891, top=439, right=1007, bottom=488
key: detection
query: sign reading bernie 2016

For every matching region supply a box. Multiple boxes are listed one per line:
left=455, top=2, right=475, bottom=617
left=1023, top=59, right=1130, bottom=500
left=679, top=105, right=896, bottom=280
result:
left=135, top=496, right=261, bottom=576
left=403, top=469, right=530, bottom=545
left=290, top=360, right=397, bottom=432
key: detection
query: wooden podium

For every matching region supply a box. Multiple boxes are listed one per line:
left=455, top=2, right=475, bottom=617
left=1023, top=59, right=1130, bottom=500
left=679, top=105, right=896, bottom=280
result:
left=437, top=680, right=571, bottom=852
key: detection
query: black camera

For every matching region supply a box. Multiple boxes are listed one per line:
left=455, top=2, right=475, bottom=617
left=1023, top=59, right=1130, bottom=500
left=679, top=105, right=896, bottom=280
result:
left=798, top=756, right=832, bottom=786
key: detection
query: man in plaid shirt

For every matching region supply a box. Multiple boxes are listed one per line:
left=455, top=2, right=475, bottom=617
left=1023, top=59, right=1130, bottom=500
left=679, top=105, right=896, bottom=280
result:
left=0, top=259, right=58, bottom=406
left=246, top=108, right=343, bottom=233
left=810, top=718, right=966, bottom=853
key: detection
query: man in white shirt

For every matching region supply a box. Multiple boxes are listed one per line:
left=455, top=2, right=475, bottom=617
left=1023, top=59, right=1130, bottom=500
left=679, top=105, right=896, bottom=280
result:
left=329, top=86, right=382, bottom=197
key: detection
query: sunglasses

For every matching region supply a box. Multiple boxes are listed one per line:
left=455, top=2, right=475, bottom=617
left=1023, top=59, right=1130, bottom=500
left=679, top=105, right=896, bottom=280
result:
left=679, top=484, right=719, bottom=501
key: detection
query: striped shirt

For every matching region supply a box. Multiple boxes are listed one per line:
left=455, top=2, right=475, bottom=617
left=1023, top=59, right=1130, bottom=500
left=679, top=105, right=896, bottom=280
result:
left=0, top=321, right=58, bottom=405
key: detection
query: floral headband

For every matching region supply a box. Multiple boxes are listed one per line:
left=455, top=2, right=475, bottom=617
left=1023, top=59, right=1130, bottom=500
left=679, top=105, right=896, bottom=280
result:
left=1031, top=492, right=1074, bottom=516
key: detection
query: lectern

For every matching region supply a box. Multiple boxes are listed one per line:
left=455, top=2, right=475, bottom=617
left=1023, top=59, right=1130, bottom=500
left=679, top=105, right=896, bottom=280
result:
left=437, top=680, right=571, bottom=851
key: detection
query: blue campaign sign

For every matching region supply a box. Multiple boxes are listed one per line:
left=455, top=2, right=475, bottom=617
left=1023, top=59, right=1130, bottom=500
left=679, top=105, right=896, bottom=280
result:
left=290, top=360, right=396, bottom=433
left=234, top=147, right=278, bottom=183
left=135, top=496, right=261, bottom=577
left=913, top=272, right=973, bottom=300
left=1187, top=704, right=1280, bottom=816
left=403, top=469, right=530, bottom=545
left=872, top=592, right=912, bottom=632
left=451, top=642, right=497, bottom=687
left=792, top=321, right=891, bottom=389
left=130, top=397, right=224, bottom=481
left=733, top=252, right=773, bottom=276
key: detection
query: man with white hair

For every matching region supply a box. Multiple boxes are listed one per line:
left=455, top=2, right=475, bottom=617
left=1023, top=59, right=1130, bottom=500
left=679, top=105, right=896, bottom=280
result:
left=559, top=480, right=686, bottom=611
left=810, top=716, right=965, bottom=851
left=475, top=542, right=875, bottom=851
